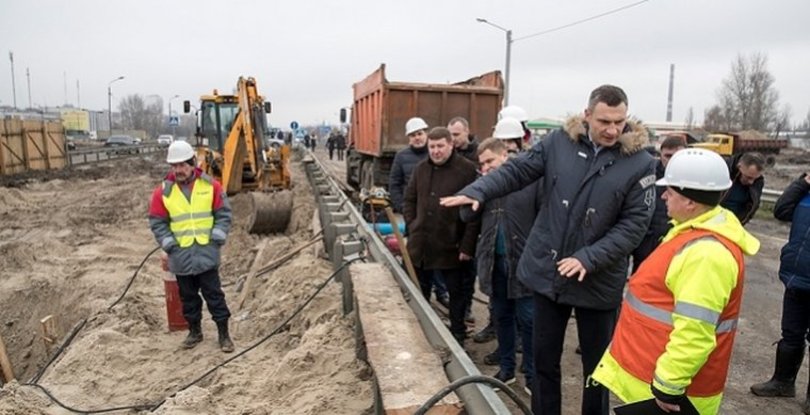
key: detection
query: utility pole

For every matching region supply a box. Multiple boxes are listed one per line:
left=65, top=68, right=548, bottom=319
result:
left=63, top=71, right=68, bottom=106
left=26, top=67, right=32, bottom=109
left=9, top=52, right=17, bottom=109
left=76, top=80, right=80, bottom=108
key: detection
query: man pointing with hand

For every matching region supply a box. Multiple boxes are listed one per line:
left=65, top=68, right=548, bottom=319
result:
left=441, top=85, right=655, bottom=415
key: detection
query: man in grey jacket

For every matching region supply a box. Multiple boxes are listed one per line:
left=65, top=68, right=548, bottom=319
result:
left=149, top=141, right=235, bottom=353
left=442, top=85, right=655, bottom=415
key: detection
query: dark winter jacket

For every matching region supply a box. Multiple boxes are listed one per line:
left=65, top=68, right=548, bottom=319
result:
left=456, top=135, right=480, bottom=163
left=460, top=176, right=542, bottom=299
left=458, top=116, right=656, bottom=310
left=774, top=173, right=810, bottom=291
left=404, top=153, right=480, bottom=270
left=335, top=134, right=347, bottom=150
left=632, top=159, right=669, bottom=269
left=721, top=153, right=765, bottom=225
left=389, top=145, right=428, bottom=212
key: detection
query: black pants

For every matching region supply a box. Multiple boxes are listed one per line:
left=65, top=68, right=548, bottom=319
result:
left=176, top=268, right=231, bottom=324
left=781, top=287, right=810, bottom=348
left=337, top=149, right=345, bottom=160
left=328, top=148, right=334, bottom=159
left=417, top=266, right=474, bottom=341
left=532, top=294, right=616, bottom=415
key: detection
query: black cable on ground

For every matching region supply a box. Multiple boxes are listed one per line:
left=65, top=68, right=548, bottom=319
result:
left=149, top=255, right=365, bottom=412
left=25, top=383, right=154, bottom=414
left=108, top=245, right=161, bottom=310
left=413, top=375, right=533, bottom=415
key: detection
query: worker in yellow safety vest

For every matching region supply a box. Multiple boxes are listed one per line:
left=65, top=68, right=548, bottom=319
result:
left=591, top=148, right=760, bottom=414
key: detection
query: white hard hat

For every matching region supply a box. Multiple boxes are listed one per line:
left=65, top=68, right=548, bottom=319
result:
left=405, top=117, right=428, bottom=135
left=499, top=105, right=528, bottom=122
left=166, top=140, right=196, bottom=164
left=493, top=117, right=524, bottom=140
left=656, top=148, right=732, bottom=191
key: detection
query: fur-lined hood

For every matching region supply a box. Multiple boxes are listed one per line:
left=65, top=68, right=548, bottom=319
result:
left=563, top=116, right=649, bottom=156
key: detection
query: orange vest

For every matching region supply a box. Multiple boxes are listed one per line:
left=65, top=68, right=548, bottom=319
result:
left=610, top=229, right=744, bottom=397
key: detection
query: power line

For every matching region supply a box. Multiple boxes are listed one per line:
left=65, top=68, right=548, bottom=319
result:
left=513, top=0, right=651, bottom=42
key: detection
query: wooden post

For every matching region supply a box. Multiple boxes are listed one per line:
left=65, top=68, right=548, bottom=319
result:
left=40, top=315, right=58, bottom=352
left=383, top=207, right=419, bottom=287
left=0, top=331, right=15, bottom=383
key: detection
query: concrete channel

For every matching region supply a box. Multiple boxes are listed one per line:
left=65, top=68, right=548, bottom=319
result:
left=301, top=152, right=513, bottom=414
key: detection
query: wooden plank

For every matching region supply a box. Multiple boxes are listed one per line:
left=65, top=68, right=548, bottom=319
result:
left=0, top=331, right=15, bottom=383
left=236, top=239, right=270, bottom=312
left=351, top=263, right=462, bottom=414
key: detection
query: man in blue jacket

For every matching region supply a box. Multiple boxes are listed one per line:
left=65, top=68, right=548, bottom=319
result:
left=442, top=85, right=655, bottom=415
left=751, top=172, right=810, bottom=414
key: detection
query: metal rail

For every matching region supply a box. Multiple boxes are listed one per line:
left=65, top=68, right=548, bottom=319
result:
left=761, top=188, right=782, bottom=206
left=68, top=144, right=164, bottom=166
left=301, top=152, right=511, bottom=414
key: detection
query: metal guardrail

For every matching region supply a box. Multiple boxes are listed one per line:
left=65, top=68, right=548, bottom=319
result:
left=302, top=152, right=512, bottom=414
left=68, top=144, right=164, bottom=166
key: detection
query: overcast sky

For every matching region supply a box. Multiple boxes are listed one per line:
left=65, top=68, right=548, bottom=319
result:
left=1, top=0, right=808, bottom=130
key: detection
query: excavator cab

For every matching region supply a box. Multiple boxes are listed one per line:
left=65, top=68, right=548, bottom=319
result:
left=186, top=77, right=293, bottom=234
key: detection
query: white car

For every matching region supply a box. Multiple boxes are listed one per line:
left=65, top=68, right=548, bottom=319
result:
left=157, top=134, right=173, bottom=147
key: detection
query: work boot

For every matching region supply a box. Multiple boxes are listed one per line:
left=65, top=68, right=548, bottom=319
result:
left=216, top=320, right=235, bottom=353
left=750, top=341, right=804, bottom=397
left=473, top=321, right=496, bottom=344
left=182, top=321, right=203, bottom=349
left=804, top=379, right=810, bottom=415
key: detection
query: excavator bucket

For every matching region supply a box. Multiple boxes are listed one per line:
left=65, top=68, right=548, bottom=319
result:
left=247, top=190, right=293, bottom=234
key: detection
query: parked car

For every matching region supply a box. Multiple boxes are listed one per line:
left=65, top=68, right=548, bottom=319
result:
left=104, top=135, right=139, bottom=155
left=157, top=134, right=173, bottom=147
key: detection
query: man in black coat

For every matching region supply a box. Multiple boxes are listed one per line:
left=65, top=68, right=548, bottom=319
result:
left=442, top=85, right=655, bottom=415
left=404, top=127, right=480, bottom=344
left=631, top=135, right=686, bottom=271
left=448, top=116, right=479, bottom=163
left=389, top=117, right=429, bottom=213
left=721, top=152, right=765, bottom=225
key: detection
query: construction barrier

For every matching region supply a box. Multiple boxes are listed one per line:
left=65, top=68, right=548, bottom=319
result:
left=0, top=119, right=67, bottom=175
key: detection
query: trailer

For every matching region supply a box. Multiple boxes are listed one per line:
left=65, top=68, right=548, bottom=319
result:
left=343, top=64, right=503, bottom=190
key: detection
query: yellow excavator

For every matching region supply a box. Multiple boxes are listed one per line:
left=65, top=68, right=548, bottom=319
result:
left=184, top=76, right=293, bottom=234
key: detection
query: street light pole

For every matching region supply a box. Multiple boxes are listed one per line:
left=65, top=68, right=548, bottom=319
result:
left=107, top=76, right=124, bottom=133
left=476, top=18, right=513, bottom=106
left=168, top=94, right=180, bottom=137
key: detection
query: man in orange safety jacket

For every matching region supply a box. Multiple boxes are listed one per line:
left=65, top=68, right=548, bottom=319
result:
left=591, top=148, right=760, bottom=414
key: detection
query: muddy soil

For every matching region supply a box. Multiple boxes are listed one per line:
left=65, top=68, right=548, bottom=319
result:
left=0, top=153, right=373, bottom=414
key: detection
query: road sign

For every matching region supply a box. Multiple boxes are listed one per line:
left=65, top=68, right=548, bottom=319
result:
left=290, top=121, right=299, bottom=130
left=295, top=129, right=306, bottom=139
left=169, top=116, right=179, bottom=126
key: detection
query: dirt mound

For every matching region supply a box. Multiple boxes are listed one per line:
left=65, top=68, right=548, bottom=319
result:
left=0, top=155, right=372, bottom=413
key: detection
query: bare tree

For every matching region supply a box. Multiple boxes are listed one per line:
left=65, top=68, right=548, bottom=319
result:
left=715, top=53, right=779, bottom=131
left=118, top=94, right=163, bottom=137
left=773, top=104, right=792, bottom=138
left=684, top=106, right=695, bottom=130
left=703, top=105, right=726, bottom=132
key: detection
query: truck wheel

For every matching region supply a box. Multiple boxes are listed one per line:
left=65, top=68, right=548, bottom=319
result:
left=765, top=155, right=776, bottom=168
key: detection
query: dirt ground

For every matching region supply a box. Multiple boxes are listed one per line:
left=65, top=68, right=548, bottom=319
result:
left=0, top=153, right=373, bottom=414
left=313, top=145, right=810, bottom=414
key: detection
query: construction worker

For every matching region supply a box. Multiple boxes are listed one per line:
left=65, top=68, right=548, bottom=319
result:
left=389, top=117, right=429, bottom=213
left=591, top=148, right=760, bottom=414
left=442, top=85, right=656, bottom=414
left=461, top=136, right=540, bottom=395
left=750, top=172, right=810, bottom=414
left=499, top=105, right=532, bottom=146
left=720, top=152, right=765, bottom=225
left=149, top=140, right=235, bottom=353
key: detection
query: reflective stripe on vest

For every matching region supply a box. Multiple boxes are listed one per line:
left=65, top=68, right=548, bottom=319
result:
left=162, top=175, right=215, bottom=248
left=609, top=230, right=745, bottom=397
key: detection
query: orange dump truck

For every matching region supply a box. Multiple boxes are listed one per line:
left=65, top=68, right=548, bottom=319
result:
left=343, top=64, right=503, bottom=190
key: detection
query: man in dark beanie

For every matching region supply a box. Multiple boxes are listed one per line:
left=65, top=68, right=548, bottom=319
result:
left=593, top=148, right=760, bottom=414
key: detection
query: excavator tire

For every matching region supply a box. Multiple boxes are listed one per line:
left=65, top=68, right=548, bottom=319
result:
left=247, top=190, right=293, bottom=234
